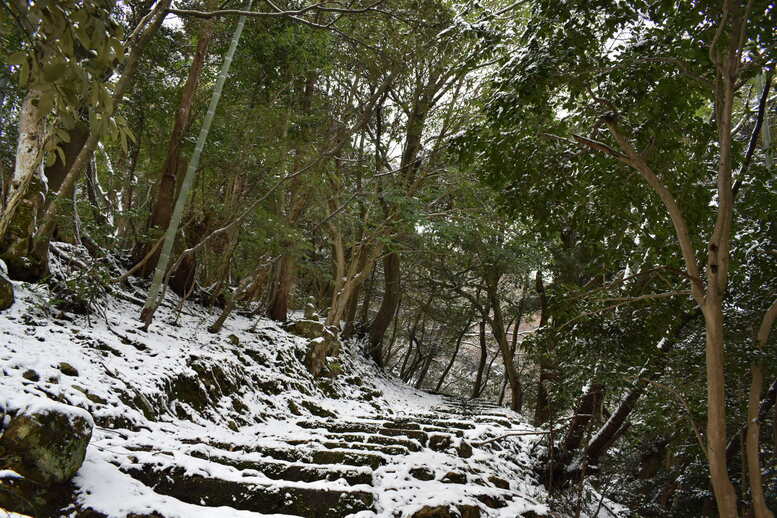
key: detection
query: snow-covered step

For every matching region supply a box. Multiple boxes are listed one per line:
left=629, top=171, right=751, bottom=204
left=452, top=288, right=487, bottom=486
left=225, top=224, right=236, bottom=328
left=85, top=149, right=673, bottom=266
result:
left=324, top=432, right=423, bottom=452
left=123, top=464, right=375, bottom=517
left=385, top=417, right=476, bottom=430
left=320, top=440, right=410, bottom=456
left=187, top=451, right=374, bottom=486
left=180, top=439, right=389, bottom=469
left=298, top=420, right=433, bottom=445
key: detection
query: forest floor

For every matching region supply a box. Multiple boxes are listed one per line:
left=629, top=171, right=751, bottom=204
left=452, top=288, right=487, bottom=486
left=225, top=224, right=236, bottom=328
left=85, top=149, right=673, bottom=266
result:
left=0, top=255, right=620, bottom=518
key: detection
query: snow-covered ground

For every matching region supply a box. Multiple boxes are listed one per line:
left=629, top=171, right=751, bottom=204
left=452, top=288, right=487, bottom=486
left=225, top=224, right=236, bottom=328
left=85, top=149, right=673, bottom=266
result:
left=1, top=271, right=621, bottom=518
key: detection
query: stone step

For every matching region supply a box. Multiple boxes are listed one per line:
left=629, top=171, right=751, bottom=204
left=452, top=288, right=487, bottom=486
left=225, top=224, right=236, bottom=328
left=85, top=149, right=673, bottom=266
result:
left=256, top=445, right=388, bottom=470
left=298, top=420, right=433, bottom=446
left=320, top=440, right=409, bottom=456
left=324, top=433, right=423, bottom=452
left=188, top=450, right=373, bottom=486
left=124, top=464, right=374, bottom=518
left=386, top=417, right=476, bottom=430
left=431, top=406, right=513, bottom=420
left=180, top=439, right=388, bottom=470
left=413, top=412, right=515, bottom=429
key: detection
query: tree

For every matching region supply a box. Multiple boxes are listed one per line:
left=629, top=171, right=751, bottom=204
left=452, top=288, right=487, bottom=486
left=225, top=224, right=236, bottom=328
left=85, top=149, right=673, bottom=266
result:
left=464, top=0, right=776, bottom=514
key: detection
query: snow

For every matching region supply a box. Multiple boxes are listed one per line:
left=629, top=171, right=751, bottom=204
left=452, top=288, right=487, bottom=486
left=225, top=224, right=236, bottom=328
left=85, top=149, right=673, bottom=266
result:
left=75, top=450, right=291, bottom=518
left=0, top=271, right=621, bottom=517
left=0, top=470, right=23, bottom=480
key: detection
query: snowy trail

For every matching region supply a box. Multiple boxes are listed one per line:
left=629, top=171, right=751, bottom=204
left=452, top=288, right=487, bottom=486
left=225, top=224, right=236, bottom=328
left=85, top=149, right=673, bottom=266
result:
left=1, top=280, right=553, bottom=517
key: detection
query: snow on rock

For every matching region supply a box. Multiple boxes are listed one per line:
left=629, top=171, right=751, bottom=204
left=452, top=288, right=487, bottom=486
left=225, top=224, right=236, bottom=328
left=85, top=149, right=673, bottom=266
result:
left=0, top=393, right=93, bottom=484
left=0, top=278, right=562, bottom=517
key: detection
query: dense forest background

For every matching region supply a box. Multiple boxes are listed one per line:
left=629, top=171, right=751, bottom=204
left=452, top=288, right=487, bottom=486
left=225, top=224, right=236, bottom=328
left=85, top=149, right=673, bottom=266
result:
left=0, top=0, right=775, bottom=516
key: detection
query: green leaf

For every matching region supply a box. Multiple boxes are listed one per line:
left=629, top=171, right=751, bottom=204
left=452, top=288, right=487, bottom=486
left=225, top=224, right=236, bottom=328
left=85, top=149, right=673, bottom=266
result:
left=19, top=61, right=29, bottom=87
left=55, top=145, right=66, bottom=166
left=7, top=52, right=27, bottom=66
left=43, top=62, right=68, bottom=82
left=37, top=91, right=54, bottom=117
left=119, top=130, right=128, bottom=154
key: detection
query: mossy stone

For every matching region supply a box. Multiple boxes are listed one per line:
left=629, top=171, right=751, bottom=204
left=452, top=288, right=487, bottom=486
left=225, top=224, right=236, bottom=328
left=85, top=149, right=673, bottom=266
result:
left=287, top=319, right=325, bottom=339
left=21, top=369, right=39, bottom=382
left=58, top=362, right=79, bottom=377
left=0, top=403, right=93, bottom=484
left=0, top=269, right=13, bottom=310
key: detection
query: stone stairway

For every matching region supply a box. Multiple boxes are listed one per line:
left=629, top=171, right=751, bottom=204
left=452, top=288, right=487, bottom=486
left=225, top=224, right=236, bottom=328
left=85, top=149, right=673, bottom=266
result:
left=109, top=395, right=548, bottom=518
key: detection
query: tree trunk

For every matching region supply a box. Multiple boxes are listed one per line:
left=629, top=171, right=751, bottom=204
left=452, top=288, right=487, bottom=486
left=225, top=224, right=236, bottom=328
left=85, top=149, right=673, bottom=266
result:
left=702, top=299, right=738, bottom=518
left=746, top=299, right=777, bottom=518
left=484, top=271, right=522, bottom=412
left=28, top=0, right=173, bottom=282
left=368, top=251, right=400, bottom=366
left=267, top=254, right=293, bottom=322
left=0, top=88, right=47, bottom=280
left=141, top=4, right=249, bottom=328
left=472, top=319, right=488, bottom=399
left=534, top=271, right=552, bottom=425
left=133, top=14, right=215, bottom=275
left=435, top=317, right=471, bottom=393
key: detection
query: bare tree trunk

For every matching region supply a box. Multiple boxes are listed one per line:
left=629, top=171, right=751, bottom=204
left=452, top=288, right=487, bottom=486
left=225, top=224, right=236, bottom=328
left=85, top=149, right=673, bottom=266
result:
left=435, top=317, right=471, bottom=393
left=746, top=299, right=777, bottom=518
left=267, top=254, right=293, bottom=322
left=368, top=251, right=400, bottom=366
left=0, top=88, right=46, bottom=279
left=472, top=318, right=488, bottom=399
left=480, top=270, right=521, bottom=411
left=534, top=270, right=552, bottom=425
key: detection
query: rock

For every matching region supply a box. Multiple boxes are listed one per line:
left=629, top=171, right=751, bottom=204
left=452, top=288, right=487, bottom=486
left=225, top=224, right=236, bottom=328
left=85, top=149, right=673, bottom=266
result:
left=0, top=400, right=93, bottom=484
left=440, top=471, right=467, bottom=484
left=21, top=369, right=39, bottom=382
left=412, top=505, right=455, bottom=518
left=488, top=475, right=510, bottom=489
left=0, top=266, right=13, bottom=310
left=409, top=466, right=435, bottom=481
left=58, top=362, right=79, bottom=377
left=303, top=327, right=342, bottom=377
left=304, top=337, right=330, bottom=377
left=287, top=319, right=325, bottom=339
left=227, top=334, right=239, bottom=345
left=303, top=297, right=318, bottom=320
left=429, top=433, right=452, bottom=452
left=412, top=505, right=481, bottom=518
left=71, top=385, right=107, bottom=405
left=300, top=400, right=336, bottom=418
left=456, top=439, right=473, bottom=458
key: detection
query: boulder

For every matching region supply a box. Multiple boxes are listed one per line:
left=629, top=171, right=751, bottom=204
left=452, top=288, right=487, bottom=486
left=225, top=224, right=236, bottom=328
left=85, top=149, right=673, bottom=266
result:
left=409, top=466, right=435, bottom=481
left=440, top=471, right=467, bottom=484
left=304, top=337, right=330, bottom=377
left=287, top=319, right=325, bottom=339
left=0, top=399, right=93, bottom=484
left=58, top=362, right=79, bottom=377
left=302, top=326, right=342, bottom=377
left=429, top=433, right=452, bottom=452
left=0, top=264, right=13, bottom=310
left=456, top=439, right=473, bottom=458
left=303, top=297, right=319, bottom=320
left=412, top=505, right=481, bottom=518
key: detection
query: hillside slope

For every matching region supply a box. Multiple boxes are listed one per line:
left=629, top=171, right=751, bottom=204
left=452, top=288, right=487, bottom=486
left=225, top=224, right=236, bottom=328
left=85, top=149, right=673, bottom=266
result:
left=2, top=277, right=571, bottom=518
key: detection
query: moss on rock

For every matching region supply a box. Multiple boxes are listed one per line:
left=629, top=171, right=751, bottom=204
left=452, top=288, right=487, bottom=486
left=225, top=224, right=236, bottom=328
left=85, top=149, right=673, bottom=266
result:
left=0, top=402, right=93, bottom=484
